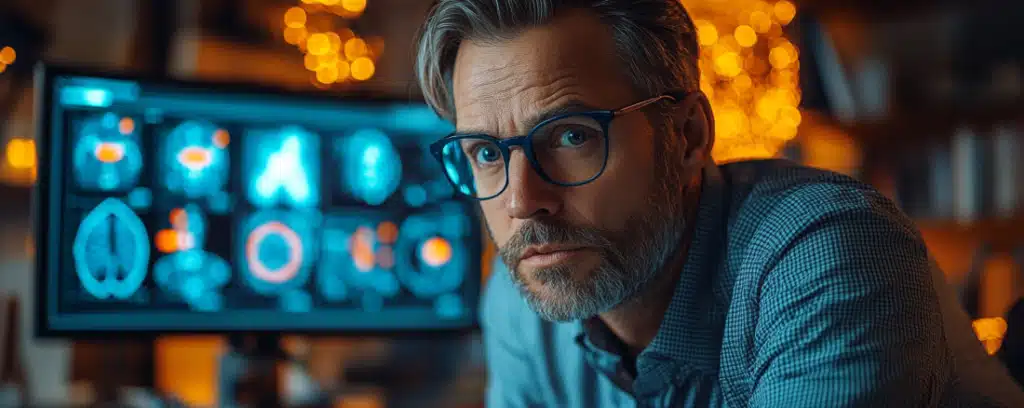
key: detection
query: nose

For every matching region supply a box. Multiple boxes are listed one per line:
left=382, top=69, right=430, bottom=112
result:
left=503, top=150, right=561, bottom=219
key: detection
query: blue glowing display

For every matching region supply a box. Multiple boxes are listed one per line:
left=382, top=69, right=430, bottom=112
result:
left=362, top=292, right=384, bottom=312
left=153, top=205, right=230, bottom=311
left=394, top=210, right=471, bottom=298
left=434, top=293, right=465, bottom=320
left=44, top=69, right=481, bottom=333
left=402, top=185, right=428, bottom=207
left=72, top=113, right=143, bottom=192
left=154, top=251, right=230, bottom=311
left=126, top=188, right=153, bottom=210
left=160, top=120, right=230, bottom=199
left=72, top=198, right=150, bottom=300
left=61, top=87, right=113, bottom=108
left=239, top=211, right=316, bottom=296
left=318, top=212, right=401, bottom=302
left=57, top=77, right=140, bottom=108
left=245, top=126, right=320, bottom=208
left=337, top=129, right=403, bottom=205
left=280, top=290, right=313, bottom=313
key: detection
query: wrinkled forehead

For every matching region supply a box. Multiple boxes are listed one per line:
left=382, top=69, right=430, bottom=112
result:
left=450, top=10, right=635, bottom=133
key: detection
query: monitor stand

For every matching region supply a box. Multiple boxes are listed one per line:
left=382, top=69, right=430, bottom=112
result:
left=220, top=335, right=285, bottom=408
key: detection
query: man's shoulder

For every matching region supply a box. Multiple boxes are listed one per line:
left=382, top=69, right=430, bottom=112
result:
left=718, top=159, right=906, bottom=239
left=716, top=159, right=922, bottom=291
left=719, top=159, right=874, bottom=209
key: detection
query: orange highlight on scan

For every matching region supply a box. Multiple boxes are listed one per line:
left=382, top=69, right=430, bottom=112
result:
left=376, top=221, right=398, bottom=244
left=351, top=226, right=376, bottom=272
left=156, top=229, right=178, bottom=253
left=94, top=142, right=125, bottom=163
left=118, top=117, right=135, bottom=135
left=213, top=129, right=230, bottom=148
left=420, top=237, right=452, bottom=268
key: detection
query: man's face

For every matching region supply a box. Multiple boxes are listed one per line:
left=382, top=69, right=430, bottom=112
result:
left=451, top=10, right=692, bottom=321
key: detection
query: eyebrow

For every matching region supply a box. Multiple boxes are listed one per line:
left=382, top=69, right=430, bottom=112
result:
left=453, top=100, right=603, bottom=139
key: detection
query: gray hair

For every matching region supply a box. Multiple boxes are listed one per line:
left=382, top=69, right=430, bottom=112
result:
left=414, top=0, right=701, bottom=122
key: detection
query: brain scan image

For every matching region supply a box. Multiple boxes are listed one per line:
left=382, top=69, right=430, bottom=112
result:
left=239, top=210, right=316, bottom=307
left=336, top=129, right=403, bottom=206
left=394, top=204, right=472, bottom=300
left=318, top=212, right=402, bottom=304
left=153, top=204, right=230, bottom=311
left=159, top=120, right=230, bottom=199
left=72, top=198, right=150, bottom=300
left=244, top=126, right=320, bottom=209
left=72, top=113, right=143, bottom=192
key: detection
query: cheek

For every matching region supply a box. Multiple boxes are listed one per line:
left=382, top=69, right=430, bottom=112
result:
left=568, top=127, right=657, bottom=229
left=479, top=201, right=513, bottom=244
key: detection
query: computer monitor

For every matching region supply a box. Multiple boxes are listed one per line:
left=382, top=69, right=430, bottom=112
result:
left=33, top=65, right=483, bottom=336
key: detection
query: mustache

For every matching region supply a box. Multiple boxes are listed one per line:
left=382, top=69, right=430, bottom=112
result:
left=499, top=219, right=617, bottom=268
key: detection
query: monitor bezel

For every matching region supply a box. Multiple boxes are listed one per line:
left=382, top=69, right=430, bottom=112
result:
left=33, top=63, right=484, bottom=339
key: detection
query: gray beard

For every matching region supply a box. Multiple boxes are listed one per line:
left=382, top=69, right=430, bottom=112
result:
left=520, top=211, right=685, bottom=322
left=496, top=147, right=691, bottom=322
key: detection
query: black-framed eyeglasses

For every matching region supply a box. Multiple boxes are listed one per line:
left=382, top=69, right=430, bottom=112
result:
left=429, top=91, right=687, bottom=200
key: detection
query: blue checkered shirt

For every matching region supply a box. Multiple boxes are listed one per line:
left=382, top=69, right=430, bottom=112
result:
left=480, top=159, right=1024, bottom=407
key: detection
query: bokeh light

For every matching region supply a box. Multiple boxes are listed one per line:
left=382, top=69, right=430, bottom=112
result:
left=336, top=61, right=352, bottom=81
left=0, top=46, right=15, bottom=75
left=350, top=57, right=375, bottom=81
left=316, top=64, right=340, bottom=83
left=734, top=25, right=758, bottom=47
left=341, top=0, right=367, bottom=13
left=307, top=33, right=331, bottom=56
left=973, top=317, right=1008, bottom=355
left=283, top=27, right=308, bottom=45
left=689, top=0, right=802, bottom=161
left=284, top=7, right=307, bottom=28
left=5, top=138, right=35, bottom=170
left=281, top=1, right=380, bottom=86
left=773, top=0, right=797, bottom=25
left=343, top=38, right=368, bottom=60
left=0, top=47, right=15, bottom=64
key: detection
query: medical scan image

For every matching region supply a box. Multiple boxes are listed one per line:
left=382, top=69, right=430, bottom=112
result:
left=153, top=204, right=231, bottom=312
left=71, top=197, right=151, bottom=301
left=71, top=112, right=144, bottom=192
left=42, top=74, right=480, bottom=332
left=158, top=119, right=231, bottom=200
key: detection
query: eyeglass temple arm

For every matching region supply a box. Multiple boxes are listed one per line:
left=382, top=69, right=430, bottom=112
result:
left=614, top=90, right=690, bottom=115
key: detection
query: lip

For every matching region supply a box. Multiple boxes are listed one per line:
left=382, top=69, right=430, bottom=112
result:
left=519, top=245, right=591, bottom=268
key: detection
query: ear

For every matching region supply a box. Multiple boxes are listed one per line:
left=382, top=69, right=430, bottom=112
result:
left=669, top=91, right=714, bottom=170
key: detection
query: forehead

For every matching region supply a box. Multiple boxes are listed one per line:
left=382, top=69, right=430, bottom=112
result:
left=450, top=9, right=633, bottom=131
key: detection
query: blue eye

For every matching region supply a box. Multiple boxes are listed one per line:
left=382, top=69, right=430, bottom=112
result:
left=474, top=145, right=501, bottom=164
left=557, top=127, right=590, bottom=147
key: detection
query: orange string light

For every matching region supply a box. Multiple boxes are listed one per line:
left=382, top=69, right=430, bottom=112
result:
left=687, top=0, right=802, bottom=162
left=282, top=1, right=381, bottom=86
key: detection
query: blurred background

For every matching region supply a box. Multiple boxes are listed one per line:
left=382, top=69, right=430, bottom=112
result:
left=0, top=0, right=1021, bottom=407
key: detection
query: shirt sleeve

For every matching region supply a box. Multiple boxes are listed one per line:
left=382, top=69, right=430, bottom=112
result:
left=748, top=184, right=947, bottom=407
left=480, top=261, right=544, bottom=408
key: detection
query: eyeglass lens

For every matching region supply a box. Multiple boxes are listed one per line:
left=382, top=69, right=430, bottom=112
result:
left=438, top=114, right=608, bottom=199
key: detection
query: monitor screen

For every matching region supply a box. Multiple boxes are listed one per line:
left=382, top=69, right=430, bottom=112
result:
left=34, top=65, right=482, bottom=335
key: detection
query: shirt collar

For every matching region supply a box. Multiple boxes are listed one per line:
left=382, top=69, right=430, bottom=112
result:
left=576, top=162, right=729, bottom=373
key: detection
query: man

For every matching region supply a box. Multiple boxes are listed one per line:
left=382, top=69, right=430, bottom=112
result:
left=415, top=0, right=1024, bottom=406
